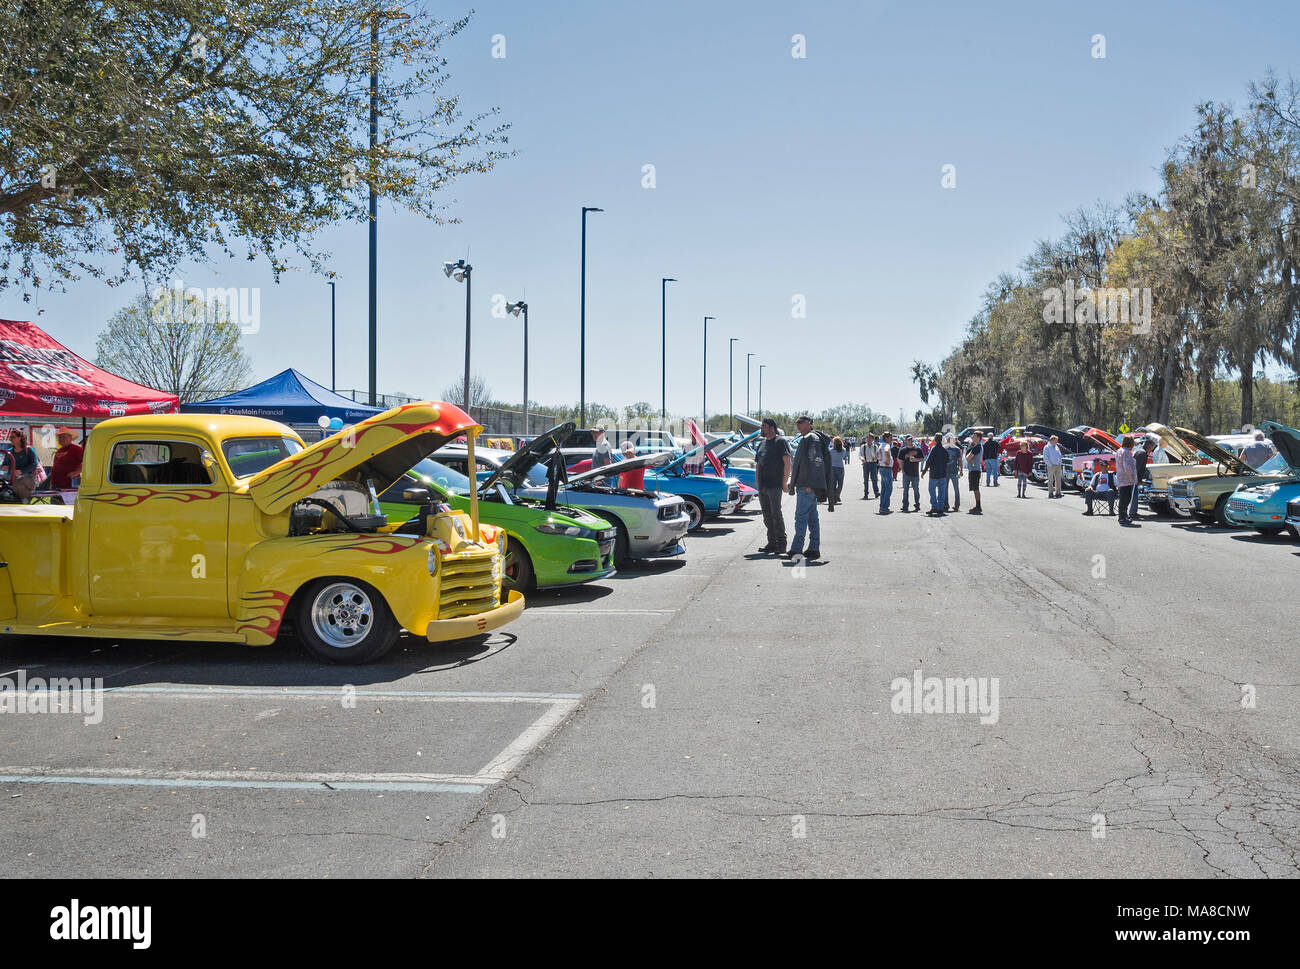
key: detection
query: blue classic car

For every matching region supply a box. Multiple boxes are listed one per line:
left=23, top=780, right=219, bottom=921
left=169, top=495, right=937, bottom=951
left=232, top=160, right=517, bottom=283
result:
left=642, top=440, right=741, bottom=531
left=1222, top=422, right=1300, bottom=534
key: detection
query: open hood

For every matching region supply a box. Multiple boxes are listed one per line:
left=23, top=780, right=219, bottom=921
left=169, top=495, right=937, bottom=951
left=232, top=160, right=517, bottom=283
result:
left=1064, top=425, right=1120, bottom=451
left=247, top=401, right=479, bottom=514
left=568, top=450, right=674, bottom=484
left=1261, top=421, right=1300, bottom=470
left=1173, top=427, right=1252, bottom=475
left=663, top=436, right=729, bottom=473
left=715, top=430, right=762, bottom=462
left=732, top=413, right=762, bottom=432
left=1142, top=422, right=1198, bottom=464
left=478, top=421, right=576, bottom=494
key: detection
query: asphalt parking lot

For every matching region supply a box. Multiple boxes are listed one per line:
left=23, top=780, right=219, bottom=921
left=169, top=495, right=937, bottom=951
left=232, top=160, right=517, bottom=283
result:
left=3, top=471, right=1298, bottom=878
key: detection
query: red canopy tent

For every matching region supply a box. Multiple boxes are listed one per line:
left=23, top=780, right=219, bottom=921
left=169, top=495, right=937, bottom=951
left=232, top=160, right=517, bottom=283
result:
left=0, top=319, right=178, bottom=419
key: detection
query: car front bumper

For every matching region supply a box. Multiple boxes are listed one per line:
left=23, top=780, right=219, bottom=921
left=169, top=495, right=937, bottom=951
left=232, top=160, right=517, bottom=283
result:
left=1169, top=496, right=1201, bottom=515
left=627, top=515, right=690, bottom=559
left=426, top=589, right=525, bottom=641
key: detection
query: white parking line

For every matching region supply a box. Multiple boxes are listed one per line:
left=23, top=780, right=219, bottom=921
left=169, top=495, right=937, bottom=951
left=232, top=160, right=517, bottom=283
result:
left=0, top=689, right=582, bottom=794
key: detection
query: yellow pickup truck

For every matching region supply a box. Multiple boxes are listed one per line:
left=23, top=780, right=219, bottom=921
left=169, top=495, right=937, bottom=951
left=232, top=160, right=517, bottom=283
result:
left=0, top=402, right=523, bottom=663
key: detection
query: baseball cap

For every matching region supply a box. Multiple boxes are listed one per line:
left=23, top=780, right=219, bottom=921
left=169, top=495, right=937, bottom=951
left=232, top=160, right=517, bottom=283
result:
left=795, top=415, right=812, bottom=423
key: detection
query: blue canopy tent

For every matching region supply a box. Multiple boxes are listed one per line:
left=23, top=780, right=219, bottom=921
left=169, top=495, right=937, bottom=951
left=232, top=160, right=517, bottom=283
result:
left=182, top=369, right=385, bottom=424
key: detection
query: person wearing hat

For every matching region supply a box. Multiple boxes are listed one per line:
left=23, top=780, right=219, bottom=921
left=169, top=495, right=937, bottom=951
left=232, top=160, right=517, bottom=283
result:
left=784, top=415, right=832, bottom=560
left=754, top=418, right=791, bottom=554
left=50, top=427, right=83, bottom=490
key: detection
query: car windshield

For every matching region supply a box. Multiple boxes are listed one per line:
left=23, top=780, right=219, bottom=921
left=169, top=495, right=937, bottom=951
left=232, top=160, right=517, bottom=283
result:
left=403, top=459, right=466, bottom=497
left=222, top=436, right=304, bottom=478
left=1257, top=452, right=1291, bottom=475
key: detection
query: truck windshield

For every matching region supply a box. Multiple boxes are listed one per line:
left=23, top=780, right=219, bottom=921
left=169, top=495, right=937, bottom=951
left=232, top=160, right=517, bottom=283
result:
left=223, top=437, right=305, bottom=478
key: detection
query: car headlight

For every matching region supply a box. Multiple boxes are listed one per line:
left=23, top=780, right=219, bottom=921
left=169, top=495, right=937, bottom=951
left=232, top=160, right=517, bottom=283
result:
left=535, top=520, right=596, bottom=539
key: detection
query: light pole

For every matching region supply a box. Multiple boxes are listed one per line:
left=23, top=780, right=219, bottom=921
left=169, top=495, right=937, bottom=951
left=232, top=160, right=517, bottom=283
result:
left=745, top=352, right=754, bottom=415
left=579, top=206, right=602, bottom=427
left=702, top=316, right=715, bottom=430
left=759, top=364, right=766, bottom=418
left=367, top=16, right=378, bottom=405
left=365, top=8, right=411, bottom=406
left=507, top=300, right=528, bottom=434
left=660, top=277, right=676, bottom=423
left=728, top=338, right=738, bottom=432
left=443, top=259, right=472, bottom=412
left=328, top=280, right=337, bottom=392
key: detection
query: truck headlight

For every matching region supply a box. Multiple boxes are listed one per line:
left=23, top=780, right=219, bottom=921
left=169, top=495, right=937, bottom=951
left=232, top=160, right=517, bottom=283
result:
left=427, top=545, right=440, bottom=577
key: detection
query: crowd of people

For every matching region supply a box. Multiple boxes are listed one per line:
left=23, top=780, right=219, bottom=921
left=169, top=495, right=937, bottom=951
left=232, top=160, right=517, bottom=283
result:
left=745, top=419, right=1218, bottom=558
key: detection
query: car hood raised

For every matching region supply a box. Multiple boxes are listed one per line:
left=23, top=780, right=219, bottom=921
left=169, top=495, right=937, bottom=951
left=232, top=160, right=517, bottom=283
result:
left=1261, top=421, right=1300, bottom=470
left=478, top=420, right=576, bottom=494
left=567, top=449, right=674, bottom=484
left=1173, top=427, right=1252, bottom=475
left=1143, top=422, right=1199, bottom=464
left=663, top=436, right=728, bottom=472
left=715, top=430, right=761, bottom=461
left=247, top=401, right=479, bottom=515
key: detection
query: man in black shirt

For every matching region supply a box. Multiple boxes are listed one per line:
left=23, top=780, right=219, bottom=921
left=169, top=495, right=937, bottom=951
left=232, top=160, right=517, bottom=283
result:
left=898, top=436, right=924, bottom=512
left=754, top=418, right=791, bottom=554
left=982, top=435, right=1001, bottom=486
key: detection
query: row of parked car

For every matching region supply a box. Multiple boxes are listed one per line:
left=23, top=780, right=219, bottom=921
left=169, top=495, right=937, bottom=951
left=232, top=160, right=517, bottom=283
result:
left=975, top=420, right=1300, bottom=536
left=374, top=420, right=758, bottom=596
left=0, top=404, right=761, bottom=665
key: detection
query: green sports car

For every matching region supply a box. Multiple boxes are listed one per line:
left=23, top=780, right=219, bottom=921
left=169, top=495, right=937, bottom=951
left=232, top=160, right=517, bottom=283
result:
left=378, top=454, right=616, bottom=594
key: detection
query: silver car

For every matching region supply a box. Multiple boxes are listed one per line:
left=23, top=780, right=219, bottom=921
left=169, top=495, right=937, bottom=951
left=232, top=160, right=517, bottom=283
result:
left=436, top=445, right=689, bottom=564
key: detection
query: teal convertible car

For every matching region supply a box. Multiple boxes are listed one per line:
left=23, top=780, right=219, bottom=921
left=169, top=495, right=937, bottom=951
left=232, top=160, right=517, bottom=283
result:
left=1222, top=422, right=1300, bottom=534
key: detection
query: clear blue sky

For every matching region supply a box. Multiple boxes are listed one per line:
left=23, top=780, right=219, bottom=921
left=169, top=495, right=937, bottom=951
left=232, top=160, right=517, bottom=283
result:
left=5, top=0, right=1299, bottom=422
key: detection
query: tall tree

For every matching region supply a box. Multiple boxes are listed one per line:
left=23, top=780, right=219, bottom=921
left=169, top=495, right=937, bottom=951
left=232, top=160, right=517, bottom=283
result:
left=0, top=1, right=511, bottom=292
left=95, top=291, right=252, bottom=401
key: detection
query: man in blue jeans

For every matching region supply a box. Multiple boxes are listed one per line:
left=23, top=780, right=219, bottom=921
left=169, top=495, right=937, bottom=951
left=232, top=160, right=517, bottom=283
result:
left=983, top=435, right=1001, bottom=486
left=784, top=415, right=832, bottom=559
left=876, top=432, right=895, bottom=514
left=923, top=433, right=949, bottom=515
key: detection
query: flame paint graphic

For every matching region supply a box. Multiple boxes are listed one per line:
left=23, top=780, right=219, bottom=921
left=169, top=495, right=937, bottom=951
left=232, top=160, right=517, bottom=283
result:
left=255, top=402, right=473, bottom=507
left=236, top=589, right=292, bottom=639
left=82, top=487, right=223, bottom=507
left=296, top=534, right=422, bottom=556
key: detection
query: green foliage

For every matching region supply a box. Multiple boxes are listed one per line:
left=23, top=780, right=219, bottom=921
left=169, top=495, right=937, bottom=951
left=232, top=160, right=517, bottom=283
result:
left=926, top=72, right=1300, bottom=434
left=0, top=0, right=511, bottom=292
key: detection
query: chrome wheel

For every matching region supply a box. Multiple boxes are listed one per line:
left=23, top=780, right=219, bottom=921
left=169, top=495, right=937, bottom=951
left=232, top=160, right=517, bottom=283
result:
left=310, top=582, right=374, bottom=649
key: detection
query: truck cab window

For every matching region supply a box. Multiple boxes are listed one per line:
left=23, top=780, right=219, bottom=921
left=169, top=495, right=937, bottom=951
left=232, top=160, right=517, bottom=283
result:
left=108, top=441, right=212, bottom=485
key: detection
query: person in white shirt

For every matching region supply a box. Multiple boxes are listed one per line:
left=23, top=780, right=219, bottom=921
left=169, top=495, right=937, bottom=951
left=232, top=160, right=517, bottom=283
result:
left=1150, top=440, right=1169, bottom=463
left=1042, top=435, right=1064, bottom=498
left=875, top=433, right=895, bottom=513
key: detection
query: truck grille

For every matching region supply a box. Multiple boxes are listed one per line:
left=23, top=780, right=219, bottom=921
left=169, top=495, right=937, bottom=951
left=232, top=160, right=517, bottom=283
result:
left=438, top=550, right=500, bottom=619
